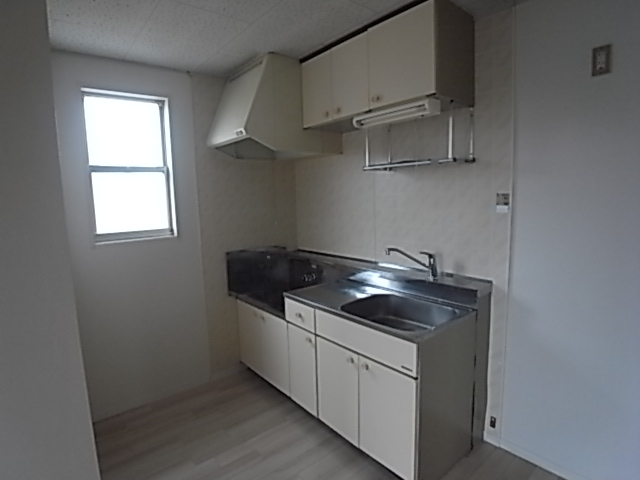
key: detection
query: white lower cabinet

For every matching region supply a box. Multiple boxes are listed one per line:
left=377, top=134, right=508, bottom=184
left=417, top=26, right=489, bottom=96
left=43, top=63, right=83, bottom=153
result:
left=359, top=358, right=417, bottom=480
left=287, top=323, right=318, bottom=416
left=239, top=300, right=420, bottom=480
left=317, top=337, right=417, bottom=480
left=317, top=337, right=359, bottom=446
left=237, top=301, right=289, bottom=395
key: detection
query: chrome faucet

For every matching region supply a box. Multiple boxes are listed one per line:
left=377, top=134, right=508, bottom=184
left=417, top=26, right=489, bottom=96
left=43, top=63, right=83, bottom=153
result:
left=384, top=247, right=439, bottom=281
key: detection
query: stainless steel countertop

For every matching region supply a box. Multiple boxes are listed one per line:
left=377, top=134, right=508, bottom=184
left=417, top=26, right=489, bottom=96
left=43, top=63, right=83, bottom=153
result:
left=284, top=279, right=474, bottom=343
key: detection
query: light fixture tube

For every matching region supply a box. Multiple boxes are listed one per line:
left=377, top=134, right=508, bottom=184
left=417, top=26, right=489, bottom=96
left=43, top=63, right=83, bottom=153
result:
left=353, top=98, right=441, bottom=129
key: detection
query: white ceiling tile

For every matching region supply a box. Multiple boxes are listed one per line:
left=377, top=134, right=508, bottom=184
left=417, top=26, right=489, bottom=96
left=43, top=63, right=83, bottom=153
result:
left=195, top=52, right=258, bottom=76
left=216, top=0, right=379, bottom=60
left=49, top=19, right=137, bottom=59
left=47, top=0, right=160, bottom=59
left=349, top=0, right=411, bottom=14
left=125, top=0, right=249, bottom=71
left=176, top=0, right=285, bottom=23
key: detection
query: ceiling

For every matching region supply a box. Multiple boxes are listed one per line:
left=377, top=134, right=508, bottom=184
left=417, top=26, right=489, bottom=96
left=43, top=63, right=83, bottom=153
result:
left=47, top=0, right=519, bottom=78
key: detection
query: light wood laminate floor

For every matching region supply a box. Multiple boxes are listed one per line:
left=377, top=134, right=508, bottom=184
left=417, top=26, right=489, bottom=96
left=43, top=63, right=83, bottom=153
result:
left=94, top=369, right=563, bottom=480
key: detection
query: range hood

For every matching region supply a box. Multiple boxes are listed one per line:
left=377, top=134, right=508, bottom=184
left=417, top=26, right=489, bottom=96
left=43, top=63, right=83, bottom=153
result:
left=206, top=53, right=340, bottom=160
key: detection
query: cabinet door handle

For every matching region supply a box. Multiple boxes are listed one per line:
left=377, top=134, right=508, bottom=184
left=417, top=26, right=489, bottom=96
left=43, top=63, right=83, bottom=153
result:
left=335, top=107, right=341, bottom=114
left=295, top=312, right=304, bottom=321
left=324, top=111, right=330, bottom=118
left=259, top=315, right=265, bottom=321
left=371, top=95, right=382, bottom=103
left=306, top=337, right=314, bottom=345
left=347, top=356, right=355, bottom=364
left=361, top=363, right=370, bottom=371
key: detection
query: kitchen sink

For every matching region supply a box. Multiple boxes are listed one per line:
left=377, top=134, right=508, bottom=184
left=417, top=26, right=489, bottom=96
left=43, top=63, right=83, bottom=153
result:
left=340, top=294, right=462, bottom=332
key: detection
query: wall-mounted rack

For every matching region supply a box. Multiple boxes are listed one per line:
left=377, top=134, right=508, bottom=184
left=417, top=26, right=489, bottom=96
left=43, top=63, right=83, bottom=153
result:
left=363, top=106, right=476, bottom=172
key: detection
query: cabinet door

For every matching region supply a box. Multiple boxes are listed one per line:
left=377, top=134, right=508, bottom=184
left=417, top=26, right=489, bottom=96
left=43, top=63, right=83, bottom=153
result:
left=260, top=310, right=290, bottom=395
left=368, top=1, right=436, bottom=109
left=317, top=338, right=359, bottom=446
left=237, top=301, right=263, bottom=376
left=288, top=324, right=317, bottom=416
left=359, top=358, right=417, bottom=480
left=302, top=51, right=332, bottom=127
left=331, top=32, right=369, bottom=120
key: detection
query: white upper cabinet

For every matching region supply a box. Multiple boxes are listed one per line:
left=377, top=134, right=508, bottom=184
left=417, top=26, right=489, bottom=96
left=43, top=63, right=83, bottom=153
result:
left=301, top=0, right=474, bottom=127
left=368, top=2, right=436, bottom=110
left=331, top=32, right=369, bottom=120
left=302, top=51, right=332, bottom=128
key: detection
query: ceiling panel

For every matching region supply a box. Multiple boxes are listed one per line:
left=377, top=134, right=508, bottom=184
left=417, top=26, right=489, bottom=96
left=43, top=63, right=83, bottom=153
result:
left=177, top=0, right=285, bottom=23
left=125, top=0, right=248, bottom=71
left=47, top=0, right=161, bottom=59
left=212, top=0, right=379, bottom=61
left=47, top=0, right=522, bottom=77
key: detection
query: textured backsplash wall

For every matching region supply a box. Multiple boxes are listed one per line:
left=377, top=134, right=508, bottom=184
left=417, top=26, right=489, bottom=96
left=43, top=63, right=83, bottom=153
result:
left=295, top=10, right=515, bottom=436
left=190, top=74, right=297, bottom=374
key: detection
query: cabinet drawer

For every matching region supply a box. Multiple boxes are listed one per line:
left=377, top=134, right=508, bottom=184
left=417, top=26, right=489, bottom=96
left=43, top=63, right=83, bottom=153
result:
left=316, top=310, right=417, bottom=377
left=285, top=298, right=315, bottom=333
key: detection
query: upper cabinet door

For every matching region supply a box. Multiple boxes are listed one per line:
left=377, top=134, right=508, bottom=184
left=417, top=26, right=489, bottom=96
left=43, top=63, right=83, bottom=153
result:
left=331, top=32, right=369, bottom=120
left=368, top=1, right=436, bottom=109
left=359, top=358, right=417, bottom=480
left=302, top=51, right=332, bottom=128
left=317, top=337, right=359, bottom=446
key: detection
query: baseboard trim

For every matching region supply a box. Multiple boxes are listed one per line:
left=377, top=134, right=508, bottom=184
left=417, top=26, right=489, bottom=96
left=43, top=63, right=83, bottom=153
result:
left=210, top=362, right=246, bottom=382
left=483, top=431, right=501, bottom=447
left=500, top=438, right=592, bottom=480
left=92, top=372, right=211, bottom=422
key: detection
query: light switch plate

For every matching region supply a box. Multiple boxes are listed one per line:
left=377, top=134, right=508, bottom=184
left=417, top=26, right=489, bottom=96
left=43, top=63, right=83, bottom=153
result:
left=592, top=44, right=612, bottom=77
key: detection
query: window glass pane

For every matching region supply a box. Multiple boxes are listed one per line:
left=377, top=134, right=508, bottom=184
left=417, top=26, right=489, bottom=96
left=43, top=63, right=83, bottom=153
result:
left=91, top=172, right=170, bottom=235
left=83, top=95, right=164, bottom=167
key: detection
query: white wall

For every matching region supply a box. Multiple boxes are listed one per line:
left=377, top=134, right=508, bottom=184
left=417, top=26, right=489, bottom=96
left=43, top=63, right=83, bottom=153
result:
left=502, top=1, right=640, bottom=479
left=295, top=11, right=515, bottom=434
left=0, top=3, right=100, bottom=479
left=52, top=53, right=211, bottom=421
left=190, top=73, right=298, bottom=373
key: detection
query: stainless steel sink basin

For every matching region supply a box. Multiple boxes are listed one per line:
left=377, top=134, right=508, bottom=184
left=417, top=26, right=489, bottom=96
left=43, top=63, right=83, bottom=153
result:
left=340, top=294, right=461, bottom=332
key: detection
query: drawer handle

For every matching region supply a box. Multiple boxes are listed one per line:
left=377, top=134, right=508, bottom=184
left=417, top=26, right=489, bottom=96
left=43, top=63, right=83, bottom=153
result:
left=295, top=312, right=304, bottom=321
left=347, top=356, right=355, bottom=364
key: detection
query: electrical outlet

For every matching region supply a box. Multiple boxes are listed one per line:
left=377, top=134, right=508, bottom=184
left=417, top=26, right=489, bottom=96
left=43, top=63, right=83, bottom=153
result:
left=490, top=416, right=497, bottom=429
left=592, top=44, right=612, bottom=76
left=496, top=193, right=510, bottom=213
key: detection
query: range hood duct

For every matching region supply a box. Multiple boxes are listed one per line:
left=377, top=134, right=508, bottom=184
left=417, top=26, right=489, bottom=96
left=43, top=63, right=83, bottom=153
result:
left=206, top=53, right=339, bottom=160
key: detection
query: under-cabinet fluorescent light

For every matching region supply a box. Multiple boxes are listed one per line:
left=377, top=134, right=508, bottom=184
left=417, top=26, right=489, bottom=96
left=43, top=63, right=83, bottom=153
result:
left=353, top=98, right=441, bottom=129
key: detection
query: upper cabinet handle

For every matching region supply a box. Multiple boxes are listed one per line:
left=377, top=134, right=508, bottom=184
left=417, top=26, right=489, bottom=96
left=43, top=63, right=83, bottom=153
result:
left=347, top=356, right=355, bottom=364
left=362, top=363, right=370, bottom=371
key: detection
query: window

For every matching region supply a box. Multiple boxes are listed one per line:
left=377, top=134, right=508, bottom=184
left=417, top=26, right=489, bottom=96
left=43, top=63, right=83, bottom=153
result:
left=82, top=89, right=176, bottom=243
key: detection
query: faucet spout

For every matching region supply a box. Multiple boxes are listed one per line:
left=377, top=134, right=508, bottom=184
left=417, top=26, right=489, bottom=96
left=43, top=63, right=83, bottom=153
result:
left=385, top=247, right=439, bottom=281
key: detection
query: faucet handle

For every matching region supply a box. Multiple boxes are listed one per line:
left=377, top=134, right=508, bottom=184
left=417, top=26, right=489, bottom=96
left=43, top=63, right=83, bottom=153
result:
left=419, top=251, right=439, bottom=280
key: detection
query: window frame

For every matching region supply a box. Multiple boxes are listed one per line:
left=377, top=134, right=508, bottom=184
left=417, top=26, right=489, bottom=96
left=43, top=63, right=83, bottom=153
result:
left=81, top=88, right=177, bottom=244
